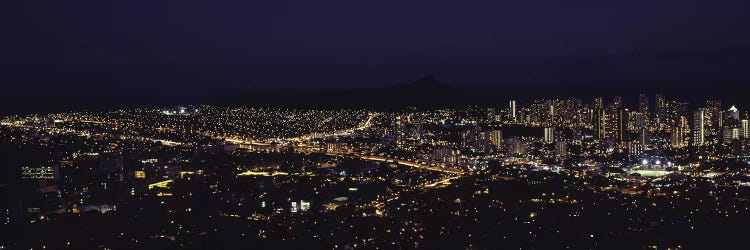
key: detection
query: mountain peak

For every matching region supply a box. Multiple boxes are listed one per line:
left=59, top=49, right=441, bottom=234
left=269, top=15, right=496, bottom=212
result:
left=411, top=75, right=439, bottom=86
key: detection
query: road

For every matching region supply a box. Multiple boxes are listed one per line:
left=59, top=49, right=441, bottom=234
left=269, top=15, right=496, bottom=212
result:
left=301, top=149, right=464, bottom=174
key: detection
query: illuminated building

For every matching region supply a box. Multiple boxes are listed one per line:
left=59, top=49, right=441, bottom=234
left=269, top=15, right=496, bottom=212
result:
left=489, top=130, right=503, bottom=150
left=654, top=94, right=666, bottom=129
left=727, top=106, right=740, bottom=120
left=723, top=127, right=740, bottom=145
left=628, top=141, right=643, bottom=158
left=639, top=93, right=649, bottom=113
left=722, top=106, right=741, bottom=145
left=462, top=126, right=490, bottom=150
left=694, top=102, right=720, bottom=146
left=591, top=97, right=605, bottom=139
left=670, top=126, right=684, bottom=148
left=82, top=205, right=117, bottom=214
left=708, top=100, right=723, bottom=130
left=429, top=147, right=453, bottom=164
left=530, top=100, right=551, bottom=125
left=555, top=141, right=568, bottom=158
left=605, top=107, right=624, bottom=141
left=291, top=200, right=311, bottom=213
left=670, top=116, right=690, bottom=148
left=505, top=137, right=526, bottom=155
left=326, top=141, right=348, bottom=152
left=693, top=109, right=707, bottom=146
left=543, top=127, right=555, bottom=143
left=300, top=201, right=311, bottom=211
left=639, top=127, right=649, bottom=148
left=21, top=166, right=59, bottom=181
left=148, top=180, right=174, bottom=190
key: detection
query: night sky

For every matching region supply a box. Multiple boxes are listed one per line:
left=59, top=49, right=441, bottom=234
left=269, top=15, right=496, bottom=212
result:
left=6, top=0, right=750, bottom=97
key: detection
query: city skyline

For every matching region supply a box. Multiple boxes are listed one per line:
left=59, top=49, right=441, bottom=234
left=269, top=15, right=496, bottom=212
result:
left=5, top=1, right=750, bottom=249
left=3, top=75, right=750, bottom=115
left=4, top=93, right=750, bottom=248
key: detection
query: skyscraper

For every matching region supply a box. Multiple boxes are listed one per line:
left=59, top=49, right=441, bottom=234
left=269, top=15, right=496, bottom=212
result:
left=555, top=141, right=568, bottom=159
left=670, top=116, right=690, bottom=148
left=708, top=100, right=722, bottom=133
left=722, top=127, right=739, bottom=145
left=655, top=94, right=666, bottom=130
left=509, top=100, right=517, bottom=123
left=670, top=126, right=685, bottom=148
left=489, top=130, right=503, bottom=150
left=694, top=109, right=707, bottom=146
left=592, top=97, right=605, bottom=139
left=612, top=96, right=623, bottom=109
left=639, top=93, right=649, bottom=113
left=655, top=94, right=665, bottom=114
left=639, top=127, right=649, bottom=148
left=544, top=127, right=555, bottom=143
left=605, top=106, right=624, bottom=141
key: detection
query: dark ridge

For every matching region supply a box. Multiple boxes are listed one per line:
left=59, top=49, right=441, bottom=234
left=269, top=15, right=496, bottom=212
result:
left=226, top=75, right=468, bottom=110
left=1, top=75, right=749, bottom=114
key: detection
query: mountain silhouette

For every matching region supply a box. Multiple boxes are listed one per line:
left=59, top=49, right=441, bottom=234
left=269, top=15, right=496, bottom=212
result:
left=222, top=75, right=468, bottom=109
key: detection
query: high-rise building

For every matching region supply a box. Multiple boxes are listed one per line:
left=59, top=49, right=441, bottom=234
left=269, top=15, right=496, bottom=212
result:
left=727, top=106, right=740, bottom=120
left=694, top=109, right=707, bottom=146
left=635, top=112, right=647, bottom=128
left=722, top=106, right=741, bottom=144
left=509, top=100, right=517, bottom=123
left=723, top=127, right=740, bottom=145
left=605, top=107, right=624, bottom=141
left=529, top=100, right=552, bottom=125
left=692, top=101, right=721, bottom=145
left=628, top=141, right=643, bottom=158
left=639, top=127, right=650, bottom=148
left=395, top=116, right=407, bottom=146
left=429, top=147, right=453, bottom=164
left=665, top=101, right=689, bottom=128
left=670, top=116, right=690, bottom=148
left=555, top=141, right=568, bottom=159
left=708, top=100, right=723, bottom=133
left=670, top=126, right=685, bottom=148
left=489, top=130, right=503, bottom=150
left=742, top=119, right=749, bottom=138
left=548, top=99, right=579, bottom=127
left=655, top=94, right=666, bottom=130
left=100, top=151, right=125, bottom=182
left=544, top=127, right=555, bottom=143
left=592, top=97, right=605, bottom=139
left=655, top=94, right=665, bottom=114
left=611, top=96, right=623, bottom=109
left=548, top=101, right=555, bottom=118
left=639, top=93, right=649, bottom=113
left=505, top=137, right=527, bottom=155
left=463, top=126, right=490, bottom=150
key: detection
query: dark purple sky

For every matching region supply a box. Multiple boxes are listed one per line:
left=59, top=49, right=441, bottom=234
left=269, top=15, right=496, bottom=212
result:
left=6, top=0, right=750, bottom=93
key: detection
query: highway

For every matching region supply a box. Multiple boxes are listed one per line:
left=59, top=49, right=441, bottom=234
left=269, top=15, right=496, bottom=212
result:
left=301, top=149, right=464, bottom=174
